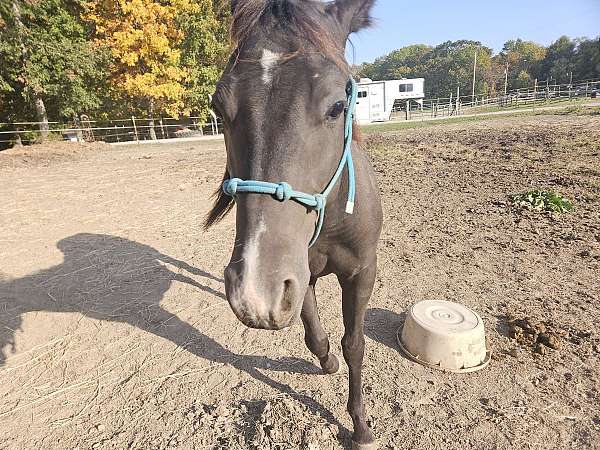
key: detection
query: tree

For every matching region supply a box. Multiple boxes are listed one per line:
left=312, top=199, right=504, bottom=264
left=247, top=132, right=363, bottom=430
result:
left=359, top=44, right=432, bottom=81
left=177, top=0, right=231, bottom=118
left=573, top=37, right=600, bottom=81
left=497, top=39, right=546, bottom=89
left=357, top=40, right=494, bottom=100
left=538, top=36, right=576, bottom=84
left=86, top=0, right=192, bottom=121
left=0, top=0, right=106, bottom=135
left=421, top=40, right=493, bottom=99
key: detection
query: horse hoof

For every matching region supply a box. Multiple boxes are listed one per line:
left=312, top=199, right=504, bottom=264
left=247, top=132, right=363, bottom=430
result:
left=351, top=440, right=377, bottom=450
left=320, top=354, right=339, bottom=374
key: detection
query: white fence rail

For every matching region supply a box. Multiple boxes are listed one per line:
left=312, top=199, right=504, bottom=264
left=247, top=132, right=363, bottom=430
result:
left=0, top=114, right=223, bottom=146
left=390, top=78, right=600, bottom=121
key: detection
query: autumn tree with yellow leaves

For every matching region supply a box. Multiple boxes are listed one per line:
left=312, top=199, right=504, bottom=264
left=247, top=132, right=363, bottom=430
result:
left=86, top=0, right=229, bottom=121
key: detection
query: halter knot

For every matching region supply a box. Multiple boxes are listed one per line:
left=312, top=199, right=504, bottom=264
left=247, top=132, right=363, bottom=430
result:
left=275, top=182, right=293, bottom=202
left=223, top=178, right=241, bottom=196
left=314, top=194, right=326, bottom=211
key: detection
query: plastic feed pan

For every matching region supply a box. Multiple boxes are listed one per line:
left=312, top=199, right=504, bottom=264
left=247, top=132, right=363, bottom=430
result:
left=397, top=300, right=491, bottom=373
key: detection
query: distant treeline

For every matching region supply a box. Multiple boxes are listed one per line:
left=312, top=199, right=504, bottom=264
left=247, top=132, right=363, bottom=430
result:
left=1, top=0, right=599, bottom=127
left=356, top=37, right=600, bottom=99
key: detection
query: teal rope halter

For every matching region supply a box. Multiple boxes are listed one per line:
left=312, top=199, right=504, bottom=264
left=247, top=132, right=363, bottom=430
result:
left=222, top=77, right=358, bottom=247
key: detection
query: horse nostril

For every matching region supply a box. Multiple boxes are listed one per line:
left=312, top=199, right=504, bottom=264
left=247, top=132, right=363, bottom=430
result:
left=280, top=278, right=295, bottom=314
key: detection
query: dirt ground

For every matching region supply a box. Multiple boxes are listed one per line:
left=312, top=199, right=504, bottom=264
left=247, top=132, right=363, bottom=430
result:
left=1, top=112, right=599, bottom=449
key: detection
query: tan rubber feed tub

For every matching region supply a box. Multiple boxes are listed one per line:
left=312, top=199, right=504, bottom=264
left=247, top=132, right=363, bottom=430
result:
left=397, top=300, right=491, bottom=373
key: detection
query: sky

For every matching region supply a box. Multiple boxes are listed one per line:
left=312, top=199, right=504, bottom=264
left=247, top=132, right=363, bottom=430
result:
left=348, top=0, right=600, bottom=64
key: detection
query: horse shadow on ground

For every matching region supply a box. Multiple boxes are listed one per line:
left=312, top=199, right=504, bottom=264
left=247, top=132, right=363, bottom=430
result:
left=0, top=233, right=352, bottom=444
left=364, top=307, right=406, bottom=352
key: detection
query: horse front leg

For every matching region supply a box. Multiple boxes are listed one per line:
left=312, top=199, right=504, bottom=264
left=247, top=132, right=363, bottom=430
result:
left=301, top=278, right=339, bottom=374
left=339, top=261, right=377, bottom=450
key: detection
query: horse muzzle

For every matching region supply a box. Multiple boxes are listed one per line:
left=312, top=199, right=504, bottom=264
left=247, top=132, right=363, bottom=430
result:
left=224, top=264, right=304, bottom=330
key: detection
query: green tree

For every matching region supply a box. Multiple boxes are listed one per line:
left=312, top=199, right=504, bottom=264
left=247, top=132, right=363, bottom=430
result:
left=178, top=0, right=230, bottom=118
left=538, top=36, right=576, bottom=83
left=359, top=44, right=431, bottom=81
left=572, top=37, right=600, bottom=81
left=497, top=39, right=546, bottom=89
left=0, top=0, right=106, bottom=134
left=357, top=40, right=494, bottom=100
left=422, top=40, right=493, bottom=99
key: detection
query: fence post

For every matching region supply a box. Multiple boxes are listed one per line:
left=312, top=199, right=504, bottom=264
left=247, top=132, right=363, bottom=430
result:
left=533, top=79, right=537, bottom=113
left=456, top=85, right=460, bottom=115
left=132, top=116, right=139, bottom=142
left=569, top=72, right=573, bottom=99
left=586, top=82, right=589, bottom=98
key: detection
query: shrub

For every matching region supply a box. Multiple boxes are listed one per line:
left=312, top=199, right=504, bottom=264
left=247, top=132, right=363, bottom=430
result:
left=511, top=190, right=573, bottom=213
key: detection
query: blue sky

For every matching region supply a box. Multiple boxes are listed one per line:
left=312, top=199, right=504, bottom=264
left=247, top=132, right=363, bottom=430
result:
left=348, top=0, right=600, bottom=64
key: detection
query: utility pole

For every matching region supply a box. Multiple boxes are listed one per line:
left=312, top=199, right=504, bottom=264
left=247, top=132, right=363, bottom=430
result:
left=471, top=50, right=477, bottom=104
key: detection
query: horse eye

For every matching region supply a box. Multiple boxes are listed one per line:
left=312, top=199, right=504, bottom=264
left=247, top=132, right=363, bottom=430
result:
left=327, top=100, right=346, bottom=119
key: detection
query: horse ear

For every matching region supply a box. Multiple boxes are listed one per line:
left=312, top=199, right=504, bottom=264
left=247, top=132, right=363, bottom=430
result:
left=328, top=0, right=376, bottom=35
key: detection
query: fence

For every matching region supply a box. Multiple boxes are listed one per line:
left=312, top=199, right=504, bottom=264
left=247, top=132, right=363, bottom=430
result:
left=2, top=78, right=599, bottom=147
left=0, top=114, right=223, bottom=147
left=390, top=78, right=600, bottom=121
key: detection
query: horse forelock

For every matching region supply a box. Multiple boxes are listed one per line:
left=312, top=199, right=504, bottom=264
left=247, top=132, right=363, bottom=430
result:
left=230, top=0, right=348, bottom=70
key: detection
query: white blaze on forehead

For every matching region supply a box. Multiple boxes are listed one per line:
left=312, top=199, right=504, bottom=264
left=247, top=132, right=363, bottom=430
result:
left=261, top=49, right=281, bottom=86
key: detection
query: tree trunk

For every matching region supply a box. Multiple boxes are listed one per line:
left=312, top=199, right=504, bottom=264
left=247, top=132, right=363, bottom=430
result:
left=13, top=0, right=49, bottom=141
left=14, top=132, right=23, bottom=146
left=148, top=99, right=157, bottom=140
left=12, top=0, right=23, bottom=29
left=34, top=94, right=49, bottom=141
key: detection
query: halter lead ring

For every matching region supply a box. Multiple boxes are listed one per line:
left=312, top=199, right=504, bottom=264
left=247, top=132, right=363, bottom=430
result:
left=222, top=77, right=358, bottom=247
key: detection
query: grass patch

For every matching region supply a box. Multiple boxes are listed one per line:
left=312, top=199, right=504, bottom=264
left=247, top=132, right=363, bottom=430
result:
left=360, top=111, right=537, bottom=134
left=361, top=101, right=600, bottom=135
left=551, top=105, right=600, bottom=116
left=511, top=190, right=574, bottom=213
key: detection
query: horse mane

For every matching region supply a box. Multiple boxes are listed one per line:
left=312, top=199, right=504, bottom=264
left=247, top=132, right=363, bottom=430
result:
left=204, top=0, right=358, bottom=230
left=230, top=0, right=347, bottom=69
left=204, top=170, right=234, bottom=230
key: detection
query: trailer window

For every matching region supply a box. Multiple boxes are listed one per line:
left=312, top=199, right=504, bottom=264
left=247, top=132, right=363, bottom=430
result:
left=358, top=91, right=368, bottom=98
left=399, top=84, right=414, bottom=93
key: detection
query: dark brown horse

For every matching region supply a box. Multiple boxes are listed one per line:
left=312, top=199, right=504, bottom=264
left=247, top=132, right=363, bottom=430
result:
left=205, top=0, right=382, bottom=447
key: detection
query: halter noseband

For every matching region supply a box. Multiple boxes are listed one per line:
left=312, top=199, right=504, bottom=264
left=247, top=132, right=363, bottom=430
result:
left=222, top=77, right=358, bottom=247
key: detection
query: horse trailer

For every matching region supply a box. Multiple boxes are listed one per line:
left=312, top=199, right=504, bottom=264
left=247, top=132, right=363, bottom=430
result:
left=355, top=77, right=425, bottom=124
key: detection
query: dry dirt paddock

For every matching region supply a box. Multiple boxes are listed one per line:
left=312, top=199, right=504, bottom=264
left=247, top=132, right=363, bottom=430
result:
left=0, top=111, right=599, bottom=450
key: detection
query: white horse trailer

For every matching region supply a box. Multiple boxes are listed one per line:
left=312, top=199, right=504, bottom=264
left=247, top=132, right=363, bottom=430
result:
left=355, top=78, right=425, bottom=124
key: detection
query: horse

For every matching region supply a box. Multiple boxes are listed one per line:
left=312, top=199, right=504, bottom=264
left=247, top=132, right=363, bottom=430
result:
left=204, top=0, right=382, bottom=448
